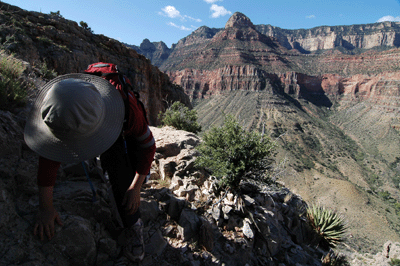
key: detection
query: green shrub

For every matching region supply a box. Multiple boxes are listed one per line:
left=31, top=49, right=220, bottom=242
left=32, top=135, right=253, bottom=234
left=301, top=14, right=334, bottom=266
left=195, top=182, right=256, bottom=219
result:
left=195, top=115, right=275, bottom=189
left=389, top=258, right=400, bottom=266
left=159, top=101, right=202, bottom=133
left=306, top=204, right=347, bottom=248
left=79, top=21, right=93, bottom=33
left=378, top=190, right=391, bottom=201
left=0, top=52, right=28, bottom=110
left=49, top=11, right=63, bottom=18
left=40, top=62, right=57, bottom=80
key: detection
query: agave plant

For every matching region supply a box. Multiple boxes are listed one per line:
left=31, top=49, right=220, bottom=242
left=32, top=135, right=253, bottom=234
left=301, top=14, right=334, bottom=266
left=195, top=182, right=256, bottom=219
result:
left=306, top=204, right=347, bottom=248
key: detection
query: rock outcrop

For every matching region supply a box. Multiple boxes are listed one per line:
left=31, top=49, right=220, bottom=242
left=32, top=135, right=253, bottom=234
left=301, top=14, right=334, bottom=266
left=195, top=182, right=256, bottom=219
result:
left=256, top=22, right=400, bottom=53
left=125, top=39, right=172, bottom=68
left=0, top=2, right=190, bottom=126
left=0, top=110, right=328, bottom=266
left=225, top=12, right=256, bottom=29
left=350, top=241, right=400, bottom=265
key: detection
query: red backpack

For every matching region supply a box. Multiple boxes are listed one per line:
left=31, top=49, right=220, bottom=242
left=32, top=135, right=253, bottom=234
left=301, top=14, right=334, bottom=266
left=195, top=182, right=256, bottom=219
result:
left=82, top=63, right=150, bottom=206
left=84, top=62, right=148, bottom=126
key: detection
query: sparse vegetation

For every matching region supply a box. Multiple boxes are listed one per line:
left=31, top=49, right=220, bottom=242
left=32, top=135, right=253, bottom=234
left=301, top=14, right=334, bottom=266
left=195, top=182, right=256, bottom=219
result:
left=79, top=21, right=93, bottom=33
left=49, top=11, right=63, bottom=18
left=39, top=61, right=57, bottom=80
left=159, top=101, right=202, bottom=133
left=389, top=258, right=400, bottom=266
left=306, top=204, right=347, bottom=248
left=0, top=51, right=28, bottom=110
left=196, top=115, right=275, bottom=189
left=321, top=250, right=350, bottom=266
left=36, top=36, right=53, bottom=45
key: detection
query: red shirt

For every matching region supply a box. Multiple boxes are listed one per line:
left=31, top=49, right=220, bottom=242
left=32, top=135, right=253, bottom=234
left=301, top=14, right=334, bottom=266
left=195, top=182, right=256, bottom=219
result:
left=37, top=89, right=156, bottom=187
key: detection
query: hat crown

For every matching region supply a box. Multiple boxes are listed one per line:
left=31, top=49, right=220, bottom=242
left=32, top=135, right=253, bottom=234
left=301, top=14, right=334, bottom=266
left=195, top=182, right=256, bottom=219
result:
left=40, top=79, right=105, bottom=139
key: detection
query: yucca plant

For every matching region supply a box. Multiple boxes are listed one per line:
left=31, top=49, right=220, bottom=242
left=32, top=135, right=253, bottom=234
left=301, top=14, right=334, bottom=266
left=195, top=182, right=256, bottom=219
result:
left=306, top=204, right=347, bottom=248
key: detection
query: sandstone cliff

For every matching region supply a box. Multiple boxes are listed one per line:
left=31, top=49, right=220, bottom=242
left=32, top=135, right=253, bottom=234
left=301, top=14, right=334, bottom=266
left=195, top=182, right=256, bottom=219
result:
left=256, top=21, right=400, bottom=53
left=137, top=15, right=400, bottom=69
left=0, top=2, right=190, bottom=125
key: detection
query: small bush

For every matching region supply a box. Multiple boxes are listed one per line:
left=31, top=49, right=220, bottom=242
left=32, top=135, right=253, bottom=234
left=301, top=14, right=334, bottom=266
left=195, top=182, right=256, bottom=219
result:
left=389, top=258, right=400, bottom=266
left=195, top=115, right=275, bottom=189
left=49, top=11, right=63, bottom=18
left=159, top=101, right=202, bottom=133
left=306, top=204, right=347, bottom=248
left=79, top=21, right=93, bottom=33
left=378, top=190, right=391, bottom=201
left=0, top=52, right=28, bottom=110
left=40, top=62, right=57, bottom=80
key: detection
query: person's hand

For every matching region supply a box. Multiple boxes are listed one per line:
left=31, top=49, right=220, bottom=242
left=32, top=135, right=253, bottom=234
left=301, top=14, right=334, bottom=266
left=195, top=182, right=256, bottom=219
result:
left=122, top=186, right=141, bottom=215
left=122, top=173, right=146, bottom=215
left=34, top=207, right=63, bottom=241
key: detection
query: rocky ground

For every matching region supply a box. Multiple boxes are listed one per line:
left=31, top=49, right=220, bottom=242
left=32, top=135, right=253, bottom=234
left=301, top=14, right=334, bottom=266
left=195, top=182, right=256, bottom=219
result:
left=1, top=107, right=400, bottom=266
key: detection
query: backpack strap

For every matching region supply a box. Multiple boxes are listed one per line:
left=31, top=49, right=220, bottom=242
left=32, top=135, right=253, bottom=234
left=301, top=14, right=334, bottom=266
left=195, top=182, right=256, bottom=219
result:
left=83, top=63, right=131, bottom=132
left=84, top=62, right=149, bottom=126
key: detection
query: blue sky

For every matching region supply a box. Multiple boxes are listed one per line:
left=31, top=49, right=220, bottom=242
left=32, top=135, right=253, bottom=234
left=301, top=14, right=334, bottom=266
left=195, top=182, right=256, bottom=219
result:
left=3, top=0, right=400, bottom=48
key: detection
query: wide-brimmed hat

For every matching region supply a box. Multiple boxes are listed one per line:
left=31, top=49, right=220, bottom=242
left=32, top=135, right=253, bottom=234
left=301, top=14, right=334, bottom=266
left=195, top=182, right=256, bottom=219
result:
left=24, top=73, right=125, bottom=163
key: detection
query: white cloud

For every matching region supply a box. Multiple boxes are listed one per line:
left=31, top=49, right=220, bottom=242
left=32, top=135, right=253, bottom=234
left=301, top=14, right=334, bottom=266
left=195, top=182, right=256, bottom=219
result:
left=377, top=15, right=400, bottom=22
left=184, top=15, right=202, bottom=23
left=204, top=0, right=222, bottom=3
left=167, top=22, right=194, bottom=31
left=210, top=4, right=232, bottom=18
left=159, top=6, right=201, bottom=22
left=159, top=6, right=181, bottom=18
left=306, top=15, right=316, bottom=19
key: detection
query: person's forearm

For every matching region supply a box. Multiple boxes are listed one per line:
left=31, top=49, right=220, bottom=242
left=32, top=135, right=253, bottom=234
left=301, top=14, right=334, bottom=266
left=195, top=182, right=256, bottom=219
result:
left=38, top=186, right=55, bottom=210
left=129, top=173, right=146, bottom=190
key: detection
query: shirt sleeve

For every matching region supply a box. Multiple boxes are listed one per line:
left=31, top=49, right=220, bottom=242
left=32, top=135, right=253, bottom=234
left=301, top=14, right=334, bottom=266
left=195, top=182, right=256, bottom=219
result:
left=37, top=156, right=61, bottom=187
left=125, top=92, right=156, bottom=175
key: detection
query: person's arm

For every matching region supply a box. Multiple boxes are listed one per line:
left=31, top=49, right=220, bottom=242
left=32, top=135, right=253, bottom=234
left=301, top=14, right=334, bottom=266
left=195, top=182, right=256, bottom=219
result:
left=122, top=173, right=147, bottom=215
left=125, top=92, right=156, bottom=176
left=34, top=157, right=63, bottom=240
left=34, top=186, right=63, bottom=240
left=122, top=92, right=156, bottom=215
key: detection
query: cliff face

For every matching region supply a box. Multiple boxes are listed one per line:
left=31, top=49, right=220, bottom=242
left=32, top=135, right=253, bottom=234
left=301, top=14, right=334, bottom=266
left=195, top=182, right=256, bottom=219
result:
left=166, top=65, right=281, bottom=99
left=0, top=3, right=190, bottom=125
left=155, top=13, right=400, bottom=111
left=125, top=39, right=172, bottom=68
left=137, top=20, right=400, bottom=68
left=256, top=21, right=400, bottom=52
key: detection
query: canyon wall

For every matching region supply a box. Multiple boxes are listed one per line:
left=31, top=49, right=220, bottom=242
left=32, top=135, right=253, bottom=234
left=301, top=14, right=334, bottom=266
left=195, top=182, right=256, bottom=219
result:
left=256, top=21, right=400, bottom=52
left=138, top=21, right=400, bottom=68
left=0, top=3, right=190, bottom=125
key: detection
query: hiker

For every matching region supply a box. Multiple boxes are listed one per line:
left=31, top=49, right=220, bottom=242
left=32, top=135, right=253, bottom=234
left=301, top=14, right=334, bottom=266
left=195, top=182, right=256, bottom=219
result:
left=24, top=67, right=156, bottom=262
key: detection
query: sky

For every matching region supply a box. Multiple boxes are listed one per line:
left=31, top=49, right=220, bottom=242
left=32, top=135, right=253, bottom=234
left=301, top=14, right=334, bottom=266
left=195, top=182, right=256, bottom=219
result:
left=3, top=0, right=400, bottom=48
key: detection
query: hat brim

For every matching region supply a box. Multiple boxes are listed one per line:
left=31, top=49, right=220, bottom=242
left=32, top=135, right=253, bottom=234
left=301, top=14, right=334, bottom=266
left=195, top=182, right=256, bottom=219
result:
left=24, top=73, right=125, bottom=163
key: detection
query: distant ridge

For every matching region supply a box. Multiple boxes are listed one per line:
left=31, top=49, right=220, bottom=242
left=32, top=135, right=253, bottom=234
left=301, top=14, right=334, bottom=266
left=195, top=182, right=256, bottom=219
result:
left=133, top=13, right=400, bottom=68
